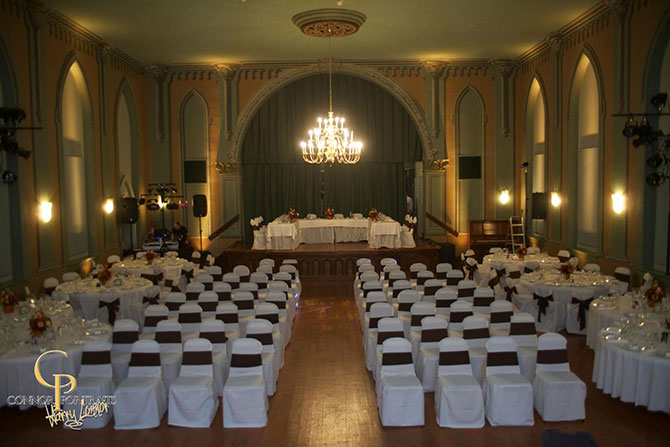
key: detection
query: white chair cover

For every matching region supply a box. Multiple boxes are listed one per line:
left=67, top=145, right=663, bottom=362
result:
left=566, top=288, right=595, bottom=335
left=408, top=302, right=436, bottom=361
left=365, top=302, right=395, bottom=370
left=377, top=338, right=424, bottom=426
left=155, top=319, right=183, bottom=390
left=447, top=300, right=473, bottom=337
left=489, top=300, right=514, bottom=336
left=198, top=319, right=229, bottom=396
left=252, top=228, right=267, bottom=250
left=415, top=317, right=448, bottom=392
left=223, top=338, right=268, bottom=428
left=245, top=319, right=277, bottom=396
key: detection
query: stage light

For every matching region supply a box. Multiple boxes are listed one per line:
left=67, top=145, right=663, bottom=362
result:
left=611, top=192, right=626, bottom=215
left=498, top=189, right=510, bottom=205
left=166, top=202, right=179, bottom=210
left=39, top=201, right=52, bottom=223
left=146, top=199, right=160, bottom=211
left=103, top=198, right=114, bottom=214
left=551, top=192, right=562, bottom=208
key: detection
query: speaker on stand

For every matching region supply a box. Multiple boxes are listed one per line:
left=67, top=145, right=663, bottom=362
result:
left=193, top=194, right=207, bottom=252
left=119, top=197, right=139, bottom=257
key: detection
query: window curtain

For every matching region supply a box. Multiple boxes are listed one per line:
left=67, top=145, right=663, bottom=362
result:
left=241, top=74, right=423, bottom=240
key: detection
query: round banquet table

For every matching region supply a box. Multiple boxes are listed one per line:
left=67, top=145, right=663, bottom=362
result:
left=516, top=271, right=614, bottom=331
left=481, top=252, right=560, bottom=274
left=54, top=277, right=154, bottom=323
left=586, top=294, right=637, bottom=349
left=592, top=329, right=670, bottom=414
left=112, top=257, right=188, bottom=281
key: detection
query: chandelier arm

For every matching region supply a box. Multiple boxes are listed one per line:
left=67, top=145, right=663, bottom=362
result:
left=328, top=36, right=333, bottom=113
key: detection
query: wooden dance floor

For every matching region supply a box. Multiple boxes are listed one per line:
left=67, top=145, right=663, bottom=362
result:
left=219, top=240, right=440, bottom=280
left=1, top=279, right=669, bottom=446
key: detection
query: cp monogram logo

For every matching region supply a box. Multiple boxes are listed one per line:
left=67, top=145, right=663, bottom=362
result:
left=33, top=350, right=77, bottom=411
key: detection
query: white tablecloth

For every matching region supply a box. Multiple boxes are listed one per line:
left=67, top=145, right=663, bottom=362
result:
left=482, top=253, right=560, bottom=273
left=112, top=257, right=187, bottom=281
left=368, top=220, right=401, bottom=249
left=587, top=296, right=633, bottom=349
left=593, top=333, right=670, bottom=414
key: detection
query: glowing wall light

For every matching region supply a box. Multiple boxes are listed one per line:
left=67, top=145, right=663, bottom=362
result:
left=103, top=198, right=114, bottom=214
left=611, top=192, right=626, bottom=214
left=499, top=189, right=510, bottom=205
left=39, top=201, right=53, bottom=223
left=551, top=192, right=562, bottom=208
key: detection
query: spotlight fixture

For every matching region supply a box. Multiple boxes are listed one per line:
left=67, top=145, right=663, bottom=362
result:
left=647, top=153, right=664, bottom=168
left=138, top=198, right=146, bottom=205
left=622, top=116, right=638, bottom=138
left=1, top=170, right=17, bottom=184
left=166, top=202, right=179, bottom=210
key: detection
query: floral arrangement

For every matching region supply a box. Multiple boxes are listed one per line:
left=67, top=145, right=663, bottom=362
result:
left=516, top=246, right=527, bottom=259
left=559, top=263, right=574, bottom=279
left=644, top=280, right=665, bottom=308
left=145, top=250, right=157, bottom=264
left=404, top=214, right=417, bottom=230
left=288, top=208, right=299, bottom=222
left=368, top=208, right=379, bottom=221
left=98, top=268, right=112, bottom=285
left=250, top=216, right=264, bottom=231
left=0, top=289, right=18, bottom=313
left=325, top=207, right=335, bottom=219
left=29, top=310, right=52, bottom=338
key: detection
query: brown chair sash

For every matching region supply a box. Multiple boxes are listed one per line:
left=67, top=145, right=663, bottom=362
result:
left=490, top=311, right=513, bottom=324
left=424, top=285, right=441, bottom=296
left=144, top=315, right=167, bottom=327
left=614, top=272, right=630, bottom=283
left=509, top=322, right=536, bottom=335
left=421, top=328, right=448, bottom=343
left=524, top=267, right=534, bottom=274
left=537, top=348, right=569, bottom=364
left=178, top=312, right=202, bottom=323
left=464, top=263, right=478, bottom=280
left=112, top=330, right=138, bottom=344
left=449, top=311, right=472, bottom=323
left=231, top=353, right=262, bottom=368
left=216, top=313, right=239, bottom=324
left=397, top=302, right=414, bottom=312
left=377, top=330, right=405, bottom=345
left=166, top=301, right=183, bottom=311
left=417, top=277, right=429, bottom=286
left=439, top=350, right=470, bottom=366
left=186, top=292, right=200, bottom=301
left=212, top=274, right=223, bottom=282
left=363, top=288, right=383, bottom=297
left=458, top=287, right=475, bottom=298
left=369, top=317, right=382, bottom=329
left=410, top=271, right=419, bottom=279
left=473, top=296, right=495, bottom=307
left=488, top=276, right=500, bottom=288
left=504, top=286, right=517, bottom=302
left=281, top=279, right=292, bottom=288
left=141, top=273, right=161, bottom=285
left=388, top=278, right=400, bottom=288
left=143, top=295, right=160, bottom=306
left=199, top=301, right=218, bottom=312
left=254, top=282, right=267, bottom=290
left=239, top=275, right=251, bottom=283
left=199, top=331, right=228, bottom=344
left=495, top=268, right=507, bottom=280
left=129, top=352, right=161, bottom=367
left=182, top=268, right=194, bottom=279
left=45, top=286, right=56, bottom=296
left=98, top=299, right=120, bottom=325
left=182, top=350, right=213, bottom=365
left=203, top=282, right=213, bottom=291
left=533, top=293, right=554, bottom=322
left=508, top=271, right=521, bottom=279
left=81, top=350, right=111, bottom=365
left=411, top=314, right=433, bottom=327
left=571, top=297, right=595, bottom=330
left=257, top=313, right=279, bottom=324
left=155, top=331, right=182, bottom=344
left=267, top=300, right=287, bottom=309
left=392, top=288, right=409, bottom=298
left=463, top=327, right=490, bottom=340
left=487, top=351, right=519, bottom=367
left=446, top=277, right=460, bottom=286
left=224, top=281, right=239, bottom=290
left=382, top=352, right=413, bottom=365
left=437, top=271, right=448, bottom=279
left=247, top=332, right=273, bottom=345
left=217, top=291, right=232, bottom=301
left=234, top=299, right=254, bottom=310
left=435, top=298, right=457, bottom=308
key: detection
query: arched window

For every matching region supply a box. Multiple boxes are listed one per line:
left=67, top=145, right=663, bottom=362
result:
left=455, top=87, right=485, bottom=233
left=526, top=77, right=547, bottom=236
left=60, top=61, right=95, bottom=260
left=180, top=91, right=210, bottom=244
left=569, top=53, right=601, bottom=251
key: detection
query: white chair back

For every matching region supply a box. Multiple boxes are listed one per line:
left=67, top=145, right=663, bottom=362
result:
left=186, top=282, right=205, bottom=301
left=583, top=263, right=600, bottom=273
left=128, top=339, right=162, bottom=378
left=438, top=337, right=473, bottom=376
left=80, top=340, right=113, bottom=378
left=419, top=316, right=448, bottom=349
left=197, top=291, right=219, bottom=316
left=446, top=269, right=464, bottom=286
left=155, top=319, right=183, bottom=352
left=215, top=302, right=240, bottom=329
left=536, top=332, right=571, bottom=373
left=377, top=318, right=405, bottom=346
left=485, top=336, right=521, bottom=376
left=245, top=318, right=275, bottom=353
left=369, top=303, right=394, bottom=330
left=177, top=303, right=203, bottom=331
left=490, top=300, right=514, bottom=331
left=229, top=338, right=264, bottom=377
left=396, top=290, right=420, bottom=315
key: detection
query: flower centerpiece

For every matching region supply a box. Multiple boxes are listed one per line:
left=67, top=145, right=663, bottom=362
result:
left=288, top=208, right=299, bottom=223
left=325, top=207, right=335, bottom=219
left=145, top=250, right=157, bottom=265
left=644, top=280, right=665, bottom=308
left=250, top=216, right=264, bottom=231
left=0, top=289, right=18, bottom=313
left=516, top=246, right=527, bottom=260
left=559, top=263, right=574, bottom=280
left=368, top=208, right=379, bottom=222
left=98, top=268, right=112, bottom=286
left=29, top=310, right=52, bottom=338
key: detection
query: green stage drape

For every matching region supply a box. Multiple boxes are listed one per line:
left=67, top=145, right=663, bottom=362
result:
left=241, top=74, right=422, bottom=240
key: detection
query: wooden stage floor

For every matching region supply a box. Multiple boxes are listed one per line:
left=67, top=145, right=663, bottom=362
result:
left=1, top=279, right=668, bottom=446
left=219, top=240, right=441, bottom=280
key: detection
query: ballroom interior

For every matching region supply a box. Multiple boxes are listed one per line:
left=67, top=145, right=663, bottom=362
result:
left=0, top=0, right=669, bottom=445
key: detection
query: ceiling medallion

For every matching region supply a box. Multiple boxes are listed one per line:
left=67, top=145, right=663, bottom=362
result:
left=292, top=9, right=367, bottom=38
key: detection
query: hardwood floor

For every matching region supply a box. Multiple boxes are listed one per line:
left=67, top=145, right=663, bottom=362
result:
left=1, top=279, right=668, bottom=446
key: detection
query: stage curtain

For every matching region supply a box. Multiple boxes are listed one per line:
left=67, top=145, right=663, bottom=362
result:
left=241, top=74, right=422, bottom=240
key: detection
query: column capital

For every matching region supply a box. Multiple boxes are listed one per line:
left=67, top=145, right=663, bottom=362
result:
left=214, top=63, right=239, bottom=81
left=421, top=60, right=446, bottom=78
left=489, top=59, right=516, bottom=78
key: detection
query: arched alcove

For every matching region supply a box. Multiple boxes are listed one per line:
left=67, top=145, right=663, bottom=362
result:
left=525, top=76, right=548, bottom=237
left=454, top=86, right=485, bottom=233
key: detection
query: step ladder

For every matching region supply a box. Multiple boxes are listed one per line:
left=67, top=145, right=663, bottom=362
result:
left=507, top=216, right=526, bottom=252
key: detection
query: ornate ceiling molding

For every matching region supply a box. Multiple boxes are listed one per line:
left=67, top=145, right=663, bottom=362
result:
left=227, top=62, right=435, bottom=163
left=292, top=8, right=367, bottom=38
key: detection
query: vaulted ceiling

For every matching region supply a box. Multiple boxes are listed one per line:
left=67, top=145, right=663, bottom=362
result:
left=50, top=0, right=600, bottom=65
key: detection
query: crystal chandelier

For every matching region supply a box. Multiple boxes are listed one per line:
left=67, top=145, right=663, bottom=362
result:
left=300, top=39, right=362, bottom=164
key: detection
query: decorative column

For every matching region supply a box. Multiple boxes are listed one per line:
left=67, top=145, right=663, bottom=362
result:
left=147, top=65, right=171, bottom=183
left=214, top=64, right=238, bottom=142
left=547, top=32, right=564, bottom=243
left=490, top=59, right=516, bottom=220
left=97, top=42, right=116, bottom=249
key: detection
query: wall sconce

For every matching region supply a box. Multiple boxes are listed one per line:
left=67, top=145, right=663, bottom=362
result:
left=551, top=192, right=562, bottom=208
left=611, top=192, right=626, bottom=214
left=103, top=198, right=114, bottom=214
left=499, top=189, right=510, bottom=205
left=39, top=201, right=52, bottom=223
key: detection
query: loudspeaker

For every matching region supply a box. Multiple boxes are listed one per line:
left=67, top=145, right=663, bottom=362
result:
left=193, top=194, right=207, bottom=218
left=531, top=192, right=547, bottom=220
left=119, top=197, right=139, bottom=224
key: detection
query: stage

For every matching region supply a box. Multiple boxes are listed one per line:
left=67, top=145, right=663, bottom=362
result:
left=218, top=240, right=440, bottom=280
